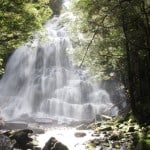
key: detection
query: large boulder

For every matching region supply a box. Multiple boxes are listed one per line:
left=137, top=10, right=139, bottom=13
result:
left=9, top=129, right=36, bottom=149
left=43, top=137, right=69, bottom=150
left=0, top=134, right=14, bottom=150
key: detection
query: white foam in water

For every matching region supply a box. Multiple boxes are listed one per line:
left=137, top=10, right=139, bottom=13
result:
left=37, top=127, right=96, bottom=150
left=0, top=0, right=118, bottom=122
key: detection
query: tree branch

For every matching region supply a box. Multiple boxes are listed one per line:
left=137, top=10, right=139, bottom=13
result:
left=79, top=14, right=109, bottom=68
left=79, top=28, right=98, bottom=68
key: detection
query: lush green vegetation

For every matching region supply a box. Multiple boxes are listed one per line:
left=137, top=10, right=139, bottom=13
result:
left=70, top=0, right=150, bottom=124
left=0, top=0, right=53, bottom=74
left=0, top=0, right=149, bottom=148
left=0, top=0, right=149, bottom=125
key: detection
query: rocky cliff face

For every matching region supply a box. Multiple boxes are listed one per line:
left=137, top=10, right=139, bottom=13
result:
left=49, top=0, right=62, bottom=15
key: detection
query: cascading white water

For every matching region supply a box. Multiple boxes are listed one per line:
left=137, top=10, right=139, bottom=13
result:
left=0, top=1, right=118, bottom=122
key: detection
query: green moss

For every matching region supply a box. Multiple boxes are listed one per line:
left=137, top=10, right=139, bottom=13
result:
left=134, top=132, right=150, bottom=150
left=102, top=142, right=109, bottom=147
left=136, top=139, right=150, bottom=150
left=89, top=115, right=150, bottom=150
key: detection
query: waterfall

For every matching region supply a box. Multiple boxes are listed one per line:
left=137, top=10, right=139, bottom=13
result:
left=0, top=1, right=118, bottom=122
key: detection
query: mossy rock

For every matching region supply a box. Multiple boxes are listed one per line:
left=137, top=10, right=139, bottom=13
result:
left=118, top=123, right=125, bottom=129
left=91, top=133, right=100, bottom=137
left=134, top=124, right=140, bottom=131
left=85, top=145, right=94, bottom=150
left=90, top=139, right=101, bottom=146
left=102, top=141, right=109, bottom=147
left=111, top=142, right=121, bottom=149
left=95, top=122, right=101, bottom=127
left=94, top=127, right=101, bottom=133
left=135, top=132, right=150, bottom=150
left=86, top=142, right=97, bottom=150
left=0, top=134, right=13, bottom=150
left=147, top=133, right=150, bottom=138
left=128, top=118, right=136, bottom=123
left=74, top=132, right=86, bottom=137
left=99, top=126, right=112, bottom=131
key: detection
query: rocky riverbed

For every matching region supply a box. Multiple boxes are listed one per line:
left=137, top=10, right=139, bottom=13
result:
left=0, top=115, right=150, bottom=150
left=85, top=116, right=150, bottom=150
left=36, top=115, right=150, bottom=150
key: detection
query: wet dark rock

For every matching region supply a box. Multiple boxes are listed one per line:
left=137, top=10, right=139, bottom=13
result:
left=74, top=132, right=86, bottom=137
left=91, top=138, right=101, bottom=146
left=2, top=130, right=13, bottom=137
left=109, top=133, right=119, bottom=141
left=0, top=133, right=14, bottom=150
left=126, top=126, right=135, bottom=132
left=42, top=137, right=69, bottom=150
left=109, top=141, right=120, bottom=149
left=9, top=129, right=36, bottom=149
left=2, top=129, right=40, bottom=149
left=102, top=141, right=110, bottom=147
left=94, top=140, right=101, bottom=146
left=92, top=133, right=100, bottom=137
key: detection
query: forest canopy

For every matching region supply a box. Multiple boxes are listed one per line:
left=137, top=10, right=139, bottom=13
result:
left=0, top=0, right=53, bottom=74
